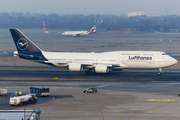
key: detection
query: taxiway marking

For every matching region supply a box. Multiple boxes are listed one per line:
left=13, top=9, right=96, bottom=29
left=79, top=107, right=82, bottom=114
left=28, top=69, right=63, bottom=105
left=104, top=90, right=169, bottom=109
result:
left=119, top=99, right=180, bottom=120
left=147, top=99, right=176, bottom=101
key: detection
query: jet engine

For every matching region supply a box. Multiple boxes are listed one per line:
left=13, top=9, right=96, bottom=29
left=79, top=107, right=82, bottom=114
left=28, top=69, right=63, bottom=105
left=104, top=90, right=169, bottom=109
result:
left=68, top=63, right=83, bottom=71
left=95, top=65, right=109, bottom=73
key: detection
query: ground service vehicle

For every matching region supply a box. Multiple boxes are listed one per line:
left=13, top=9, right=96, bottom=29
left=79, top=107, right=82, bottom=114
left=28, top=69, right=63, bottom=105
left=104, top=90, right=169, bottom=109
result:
left=83, top=87, right=97, bottom=93
left=30, top=86, right=50, bottom=97
left=0, top=89, right=8, bottom=96
left=9, top=94, right=37, bottom=106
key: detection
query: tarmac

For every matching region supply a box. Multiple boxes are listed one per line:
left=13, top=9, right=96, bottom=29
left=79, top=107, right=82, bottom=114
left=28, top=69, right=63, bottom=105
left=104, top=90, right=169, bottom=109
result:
left=1, top=28, right=180, bottom=119
left=0, top=71, right=180, bottom=120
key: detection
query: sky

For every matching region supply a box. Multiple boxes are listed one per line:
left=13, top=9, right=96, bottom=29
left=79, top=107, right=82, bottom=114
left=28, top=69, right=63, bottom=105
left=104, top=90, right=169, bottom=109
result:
left=0, top=0, right=180, bottom=16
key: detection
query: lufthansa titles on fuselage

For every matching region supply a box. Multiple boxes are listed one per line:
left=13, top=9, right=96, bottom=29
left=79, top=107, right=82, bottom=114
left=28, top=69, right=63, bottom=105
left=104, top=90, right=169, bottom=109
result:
left=129, top=56, right=152, bottom=60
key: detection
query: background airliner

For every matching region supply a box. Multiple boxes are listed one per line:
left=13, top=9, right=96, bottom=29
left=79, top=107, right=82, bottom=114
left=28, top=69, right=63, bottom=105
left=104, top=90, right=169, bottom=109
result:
left=10, top=29, right=177, bottom=75
left=62, top=25, right=96, bottom=36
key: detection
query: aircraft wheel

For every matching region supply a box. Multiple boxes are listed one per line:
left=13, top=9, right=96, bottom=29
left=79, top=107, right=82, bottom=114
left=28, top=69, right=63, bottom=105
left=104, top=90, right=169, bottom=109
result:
left=85, top=70, right=96, bottom=75
left=34, top=99, right=37, bottom=103
left=158, top=68, right=162, bottom=75
left=85, top=71, right=90, bottom=75
left=85, top=71, right=88, bottom=74
left=19, top=102, right=23, bottom=106
left=91, top=70, right=96, bottom=75
left=28, top=100, right=31, bottom=104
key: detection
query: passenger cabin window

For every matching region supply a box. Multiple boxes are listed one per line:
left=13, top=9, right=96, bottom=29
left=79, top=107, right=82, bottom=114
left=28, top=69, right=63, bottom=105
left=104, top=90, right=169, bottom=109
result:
left=46, top=89, right=49, bottom=93
left=121, top=54, right=140, bottom=55
left=143, top=54, right=153, bottom=55
left=42, top=89, right=45, bottom=93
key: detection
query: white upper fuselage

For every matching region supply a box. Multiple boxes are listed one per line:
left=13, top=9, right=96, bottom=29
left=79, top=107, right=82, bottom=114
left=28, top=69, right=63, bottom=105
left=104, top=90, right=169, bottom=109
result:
left=62, top=31, right=89, bottom=36
left=42, top=51, right=177, bottom=69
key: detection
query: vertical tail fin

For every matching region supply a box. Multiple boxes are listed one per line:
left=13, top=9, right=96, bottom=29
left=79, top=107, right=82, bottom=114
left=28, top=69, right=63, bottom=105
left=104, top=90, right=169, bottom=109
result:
left=10, top=29, right=46, bottom=60
left=88, top=25, right=96, bottom=34
left=10, top=29, right=42, bottom=52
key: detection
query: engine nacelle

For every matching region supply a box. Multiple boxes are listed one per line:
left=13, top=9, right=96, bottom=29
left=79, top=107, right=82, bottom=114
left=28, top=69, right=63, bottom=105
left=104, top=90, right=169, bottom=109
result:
left=68, top=63, right=83, bottom=71
left=95, top=65, right=109, bottom=73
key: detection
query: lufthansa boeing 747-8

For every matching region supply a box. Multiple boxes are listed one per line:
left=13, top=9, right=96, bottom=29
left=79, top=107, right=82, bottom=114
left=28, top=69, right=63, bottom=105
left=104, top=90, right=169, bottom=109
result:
left=10, top=29, right=177, bottom=75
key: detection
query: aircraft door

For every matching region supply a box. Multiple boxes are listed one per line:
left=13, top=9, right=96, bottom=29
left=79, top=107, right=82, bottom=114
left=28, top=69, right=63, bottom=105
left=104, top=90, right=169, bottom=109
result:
left=122, top=59, right=125, bottom=64
left=118, top=54, right=125, bottom=64
left=95, top=57, right=100, bottom=63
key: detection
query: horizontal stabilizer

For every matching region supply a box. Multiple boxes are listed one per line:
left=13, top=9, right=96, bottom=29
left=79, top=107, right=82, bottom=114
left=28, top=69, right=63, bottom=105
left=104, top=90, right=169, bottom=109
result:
left=16, top=54, right=34, bottom=58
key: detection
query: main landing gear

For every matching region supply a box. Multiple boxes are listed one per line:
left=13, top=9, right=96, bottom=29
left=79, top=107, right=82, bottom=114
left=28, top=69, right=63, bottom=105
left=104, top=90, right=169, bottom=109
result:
left=158, top=68, right=162, bottom=75
left=85, top=69, right=96, bottom=75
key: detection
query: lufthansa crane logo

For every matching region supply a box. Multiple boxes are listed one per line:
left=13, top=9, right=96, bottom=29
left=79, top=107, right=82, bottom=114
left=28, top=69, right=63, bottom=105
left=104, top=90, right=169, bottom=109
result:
left=17, top=38, right=28, bottom=50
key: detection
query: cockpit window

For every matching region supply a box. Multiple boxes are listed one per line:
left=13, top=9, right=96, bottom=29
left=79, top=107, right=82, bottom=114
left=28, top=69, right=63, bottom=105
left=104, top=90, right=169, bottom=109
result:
left=162, top=53, right=166, bottom=55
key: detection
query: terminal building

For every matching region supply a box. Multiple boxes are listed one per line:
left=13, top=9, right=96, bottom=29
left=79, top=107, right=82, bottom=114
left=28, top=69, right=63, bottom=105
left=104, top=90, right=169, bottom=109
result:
left=127, top=12, right=145, bottom=17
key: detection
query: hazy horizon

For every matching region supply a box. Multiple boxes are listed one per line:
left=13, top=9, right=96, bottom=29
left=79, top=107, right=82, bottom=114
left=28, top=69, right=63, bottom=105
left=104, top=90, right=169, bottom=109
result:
left=0, top=0, right=180, bottom=16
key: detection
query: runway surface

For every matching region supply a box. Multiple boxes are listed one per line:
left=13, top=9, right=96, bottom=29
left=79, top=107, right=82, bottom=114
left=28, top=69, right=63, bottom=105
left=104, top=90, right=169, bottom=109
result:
left=1, top=71, right=180, bottom=120
left=0, top=70, right=180, bottom=82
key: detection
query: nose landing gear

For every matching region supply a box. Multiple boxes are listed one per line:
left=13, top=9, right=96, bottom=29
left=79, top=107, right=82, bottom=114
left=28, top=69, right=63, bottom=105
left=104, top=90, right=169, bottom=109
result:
left=158, top=68, right=162, bottom=75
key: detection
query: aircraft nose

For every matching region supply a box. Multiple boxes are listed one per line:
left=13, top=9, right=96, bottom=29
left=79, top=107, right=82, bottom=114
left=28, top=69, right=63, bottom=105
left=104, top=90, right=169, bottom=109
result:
left=165, top=56, right=177, bottom=67
left=169, top=57, right=178, bottom=65
left=172, top=58, right=178, bottom=64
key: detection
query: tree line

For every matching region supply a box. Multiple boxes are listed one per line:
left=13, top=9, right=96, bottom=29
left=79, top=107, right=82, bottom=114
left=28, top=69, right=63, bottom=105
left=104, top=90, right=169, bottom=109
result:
left=0, top=12, right=180, bottom=32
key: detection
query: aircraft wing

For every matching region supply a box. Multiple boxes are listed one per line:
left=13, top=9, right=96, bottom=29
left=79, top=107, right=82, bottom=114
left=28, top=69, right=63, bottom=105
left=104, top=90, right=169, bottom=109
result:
left=169, top=53, right=180, bottom=56
left=166, top=53, right=180, bottom=58
left=0, top=51, right=14, bottom=57
left=0, top=51, right=33, bottom=58
left=0, top=51, right=26, bottom=57
left=73, top=33, right=82, bottom=36
left=44, top=60, right=123, bottom=67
